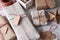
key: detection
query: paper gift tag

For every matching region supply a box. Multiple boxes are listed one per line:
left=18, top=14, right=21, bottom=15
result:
left=3, top=2, right=40, bottom=40
left=31, top=10, right=47, bottom=26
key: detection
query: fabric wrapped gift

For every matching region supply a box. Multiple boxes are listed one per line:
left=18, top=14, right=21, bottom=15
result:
left=17, top=0, right=33, bottom=9
left=35, top=0, right=56, bottom=10
left=2, top=2, right=29, bottom=40
left=0, top=15, right=16, bottom=40
left=39, top=24, right=60, bottom=40
left=3, top=2, right=40, bottom=40
left=31, top=10, right=47, bottom=26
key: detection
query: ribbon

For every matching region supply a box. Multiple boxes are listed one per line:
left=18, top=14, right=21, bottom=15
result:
left=49, top=24, right=58, bottom=31
left=32, top=10, right=47, bottom=25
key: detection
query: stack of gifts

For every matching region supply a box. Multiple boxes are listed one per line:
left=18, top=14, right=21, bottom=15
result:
left=0, top=1, right=40, bottom=40
left=0, top=0, right=60, bottom=40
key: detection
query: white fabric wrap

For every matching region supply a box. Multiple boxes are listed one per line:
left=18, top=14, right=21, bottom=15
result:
left=3, top=2, right=40, bottom=40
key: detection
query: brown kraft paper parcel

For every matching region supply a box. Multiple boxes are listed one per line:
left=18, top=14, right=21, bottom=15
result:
left=35, top=0, right=56, bottom=10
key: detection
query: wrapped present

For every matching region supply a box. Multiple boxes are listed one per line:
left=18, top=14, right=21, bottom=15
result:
left=0, top=15, right=16, bottom=40
left=3, top=2, right=29, bottom=40
left=17, top=0, right=33, bottom=9
left=35, top=0, right=56, bottom=10
left=3, top=2, right=40, bottom=40
left=31, top=10, right=47, bottom=26
left=48, top=8, right=60, bottom=24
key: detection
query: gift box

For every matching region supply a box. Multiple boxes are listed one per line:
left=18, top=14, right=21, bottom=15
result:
left=31, top=10, right=47, bottom=26
left=35, top=0, right=56, bottom=10
left=3, top=2, right=29, bottom=40
left=3, top=2, right=40, bottom=40
left=17, top=0, right=33, bottom=9
left=0, top=15, right=16, bottom=40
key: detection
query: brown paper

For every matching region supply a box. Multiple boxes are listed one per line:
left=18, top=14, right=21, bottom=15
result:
left=35, top=0, right=56, bottom=10
left=46, top=0, right=55, bottom=8
left=35, top=0, right=47, bottom=10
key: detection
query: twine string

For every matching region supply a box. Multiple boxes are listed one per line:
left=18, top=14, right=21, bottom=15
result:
left=49, top=24, right=57, bottom=31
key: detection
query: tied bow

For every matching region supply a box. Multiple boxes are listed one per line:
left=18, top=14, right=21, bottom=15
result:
left=9, top=13, right=27, bottom=25
left=32, top=11, right=47, bottom=25
left=48, top=8, right=60, bottom=24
